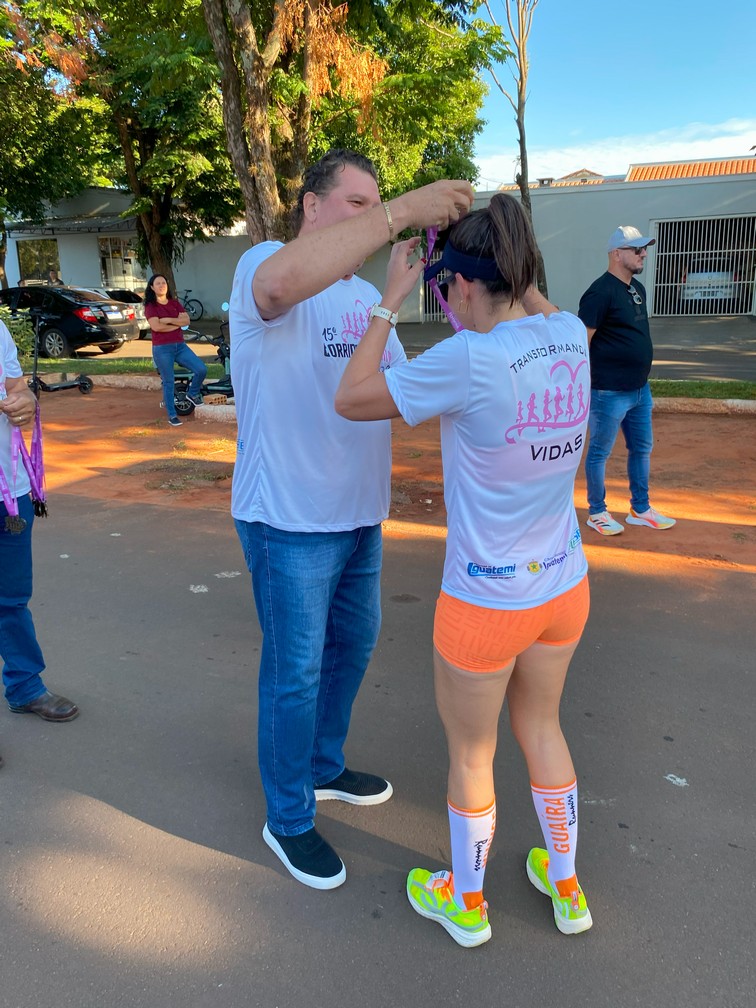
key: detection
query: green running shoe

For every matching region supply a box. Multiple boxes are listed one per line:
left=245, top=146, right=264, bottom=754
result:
left=526, top=848, right=593, bottom=934
left=406, top=868, right=491, bottom=948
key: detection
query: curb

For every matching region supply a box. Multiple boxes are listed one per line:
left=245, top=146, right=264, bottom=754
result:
left=653, top=397, right=756, bottom=415
left=90, top=374, right=162, bottom=390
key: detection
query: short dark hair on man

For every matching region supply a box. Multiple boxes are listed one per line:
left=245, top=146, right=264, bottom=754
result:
left=290, top=150, right=378, bottom=233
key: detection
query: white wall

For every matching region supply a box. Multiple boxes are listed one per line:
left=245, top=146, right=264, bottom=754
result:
left=530, top=175, right=756, bottom=313
left=175, top=234, right=252, bottom=317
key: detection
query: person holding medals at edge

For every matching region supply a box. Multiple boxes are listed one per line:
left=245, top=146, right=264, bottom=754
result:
left=336, top=193, right=592, bottom=946
left=0, top=317, right=79, bottom=767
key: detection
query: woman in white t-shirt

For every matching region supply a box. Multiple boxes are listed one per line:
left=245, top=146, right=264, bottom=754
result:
left=336, top=194, right=592, bottom=947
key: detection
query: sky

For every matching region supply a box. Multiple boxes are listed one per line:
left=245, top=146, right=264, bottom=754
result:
left=473, top=0, right=756, bottom=190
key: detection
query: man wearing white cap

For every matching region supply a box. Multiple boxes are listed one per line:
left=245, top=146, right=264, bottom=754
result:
left=578, top=226, right=676, bottom=536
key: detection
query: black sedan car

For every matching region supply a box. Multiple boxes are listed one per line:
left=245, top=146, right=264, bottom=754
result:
left=0, top=285, right=140, bottom=358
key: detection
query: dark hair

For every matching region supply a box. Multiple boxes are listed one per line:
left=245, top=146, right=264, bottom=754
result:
left=290, top=149, right=379, bottom=232
left=448, top=193, right=539, bottom=306
left=143, top=274, right=175, bottom=305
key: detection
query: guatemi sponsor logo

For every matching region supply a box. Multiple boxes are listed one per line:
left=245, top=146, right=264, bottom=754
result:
left=528, top=530, right=580, bottom=575
left=467, top=561, right=516, bottom=579
left=528, top=553, right=565, bottom=574
left=543, top=551, right=567, bottom=571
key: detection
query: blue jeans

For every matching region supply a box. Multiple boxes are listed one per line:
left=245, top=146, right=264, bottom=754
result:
left=235, top=520, right=383, bottom=836
left=0, top=494, right=47, bottom=707
left=585, top=383, right=653, bottom=515
left=152, top=342, right=207, bottom=419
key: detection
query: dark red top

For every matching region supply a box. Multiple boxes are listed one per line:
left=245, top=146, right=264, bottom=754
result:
left=145, top=298, right=186, bottom=346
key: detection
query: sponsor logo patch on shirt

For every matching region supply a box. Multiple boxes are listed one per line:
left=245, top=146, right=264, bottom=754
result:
left=467, top=562, right=517, bottom=579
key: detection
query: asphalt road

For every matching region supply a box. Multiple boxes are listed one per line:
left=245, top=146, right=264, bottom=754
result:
left=1, top=491, right=754, bottom=1008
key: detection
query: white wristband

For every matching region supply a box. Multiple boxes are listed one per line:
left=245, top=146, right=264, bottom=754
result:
left=369, top=303, right=398, bottom=326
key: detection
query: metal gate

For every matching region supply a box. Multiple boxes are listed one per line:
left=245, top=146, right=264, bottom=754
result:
left=423, top=248, right=445, bottom=322
left=652, top=215, right=756, bottom=316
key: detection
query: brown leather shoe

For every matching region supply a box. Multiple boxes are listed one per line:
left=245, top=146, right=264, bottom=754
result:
left=8, top=691, right=79, bottom=722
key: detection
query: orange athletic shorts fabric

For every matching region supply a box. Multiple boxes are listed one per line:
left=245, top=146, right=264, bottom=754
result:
left=433, top=575, right=590, bottom=673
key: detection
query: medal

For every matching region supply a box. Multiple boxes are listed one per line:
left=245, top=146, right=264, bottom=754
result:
left=0, top=406, right=47, bottom=523
left=4, top=513, right=27, bottom=534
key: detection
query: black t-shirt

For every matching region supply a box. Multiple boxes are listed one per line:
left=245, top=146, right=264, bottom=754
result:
left=578, top=272, right=653, bottom=390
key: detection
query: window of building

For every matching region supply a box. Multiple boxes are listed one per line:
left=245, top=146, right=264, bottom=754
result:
left=98, top=236, right=145, bottom=291
left=16, top=239, right=60, bottom=286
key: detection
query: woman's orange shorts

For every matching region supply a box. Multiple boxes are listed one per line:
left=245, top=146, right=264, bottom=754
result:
left=433, top=575, right=590, bottom=673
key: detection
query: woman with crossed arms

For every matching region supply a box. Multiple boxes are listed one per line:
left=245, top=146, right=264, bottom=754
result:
left=336, top=193, right=593, bottom=947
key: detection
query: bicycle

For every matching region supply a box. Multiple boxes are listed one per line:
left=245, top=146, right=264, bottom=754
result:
left=180, top=289, right=204, bottom=322
left=182, top=328, right=215, bottom=343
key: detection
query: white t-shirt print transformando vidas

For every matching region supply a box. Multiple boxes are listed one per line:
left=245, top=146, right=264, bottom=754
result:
left=386, top=311, right=590, bottom=609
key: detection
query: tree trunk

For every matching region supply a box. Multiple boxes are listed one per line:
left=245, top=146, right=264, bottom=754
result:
left=515, top=109, right=548, bottom=297
left=274, top=0, right=314, bottom=227
left=113, top=110, right=177, bottom=286
left=136, top=213, right=176, bottom=290
left=202, top=0, right=284, bottom=242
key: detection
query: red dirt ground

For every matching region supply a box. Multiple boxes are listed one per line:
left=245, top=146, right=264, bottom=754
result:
left=33, top=386, right=756, bottom=576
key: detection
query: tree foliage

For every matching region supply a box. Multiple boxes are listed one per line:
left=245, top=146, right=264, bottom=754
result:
left=5, top=0, right=244, bottom=285
left=202, top=0, right=505, bottom=241
left=0, top=10, right=113, bottom=287
left=481, top=0, right=547, bottom=293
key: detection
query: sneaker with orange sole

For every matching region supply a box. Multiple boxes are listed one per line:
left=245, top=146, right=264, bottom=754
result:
left=626, top=506, right=676, bottom=529
left=586, top=510, right=624, bottom=536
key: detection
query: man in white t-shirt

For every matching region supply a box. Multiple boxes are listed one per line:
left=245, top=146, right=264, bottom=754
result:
left=230, top=149, right=474, bottom=889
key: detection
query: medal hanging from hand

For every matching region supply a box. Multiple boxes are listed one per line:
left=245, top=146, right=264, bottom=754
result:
left=4, top=513, right=27, bottom=533
left=25, top=402, right=48, bottom=517
left=0, top=448, right=27, bottom=533
left=0, top=402, right=47, bottom=532
left=426, top=227, right=463, bottom=333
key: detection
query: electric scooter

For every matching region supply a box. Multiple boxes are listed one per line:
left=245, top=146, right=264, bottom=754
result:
left=172, top=315, right=232, bottom=416
left=26, top=307, right=94, bottom=395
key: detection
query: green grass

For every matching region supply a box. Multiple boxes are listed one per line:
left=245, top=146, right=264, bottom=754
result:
left=649, top=379, right=756, bottom=400
left=22, top=356, right=225, bottom=380
left=20, top=357, right=756, bottom=400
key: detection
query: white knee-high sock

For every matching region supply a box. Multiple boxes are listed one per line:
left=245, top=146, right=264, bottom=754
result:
left=531, top=779, right=579, bottom=888
left=447, top=798, right=496, bottom=910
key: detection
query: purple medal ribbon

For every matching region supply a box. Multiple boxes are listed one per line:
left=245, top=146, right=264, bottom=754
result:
left=426, top=226, right=464, bottom=333
left=0, top=403, right=46, bottom=518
